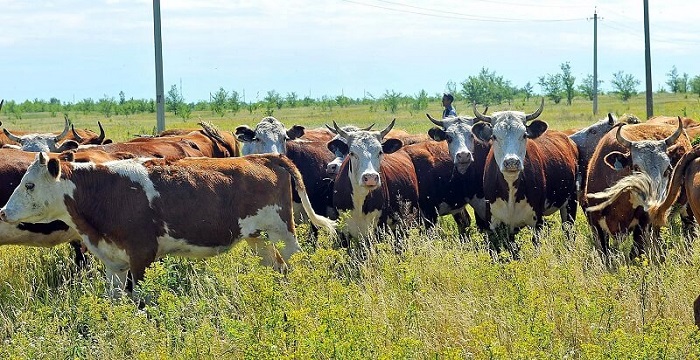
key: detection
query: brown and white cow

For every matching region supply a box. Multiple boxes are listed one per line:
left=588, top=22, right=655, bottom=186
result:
left=0, top=153, right=336, bottom=294
left=646, top=145, right=700, bottom=227
left=423, top=114, right=492, bottom=232
left=328, top=120, right=420, bottom=240
left=471, top=100, right=579, bottom=252
left=148, top=122, right=239, bottom=158
left=583, top=119, right=690, bottom=259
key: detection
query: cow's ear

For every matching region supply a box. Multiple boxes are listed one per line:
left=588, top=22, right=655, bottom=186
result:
left=526, top=120, right=548, bottom=138
left=57, top=140, right=79, bottom=152
left=47, top=158, right=61, bottom=179
left=287, top=125, right=305, bottom=140
left=382, top=138, right=403, bottom=154
left=604, top=151, right=630, bottom=170
left=472, top=122, right=493, bottom=143
left=667, top=143, right=688, bottom=166
left=235, top=126, right=255, bottom=142
left=327, top=139, right=348, bottom=156
left=428, top=127, right=446, bottom=141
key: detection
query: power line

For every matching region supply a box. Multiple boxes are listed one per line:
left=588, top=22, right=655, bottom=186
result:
left=339, top=0, right=586, bottom=23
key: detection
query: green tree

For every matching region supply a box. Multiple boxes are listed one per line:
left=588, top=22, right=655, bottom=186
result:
left=560, top=62, right=576, bottom=105
left=228, top=90, right=241, bottom=114
left=412, top=89, right=429, bottom=111
left=166, top=84, right=184, bottom=114
left=461, top=68, right=514, bottom=106
left=522, top=82, right=534, bottom=101
left=610, top=71, right=640, bottom=101
left=211, top=87, right=228, bottom=117
left=285, top=92, right=298, bottom=108
left=98, top=95, right=116, bottom=118
left=382, top=90, right=402, bottom=113
left=578, top=74, right=604, bottom=101
left=689, top=75, right=700, bottom=97
left=538, top=73, right=563, bottom=104
left=264, top=90, right=282, bottom=112
left=666, top=66, right=680, bottom=93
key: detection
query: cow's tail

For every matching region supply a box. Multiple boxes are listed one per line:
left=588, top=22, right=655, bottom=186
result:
left=648, top=146, right=700, bottom=226
left=273, top=155, right=337, bottom=237
left=585, top=172, right=658, bottom=213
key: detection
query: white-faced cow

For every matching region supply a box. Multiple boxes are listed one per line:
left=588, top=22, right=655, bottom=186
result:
left=235, top=116, right=304, bottom=155
left=583, top=119, right=690, bottom=259
left=328, top=120, right=420, bottom=240
left=425, top=114, right=492, bottom=231
left=471, top=100, right=579, bottom=253
left=0, top=153, right=336, bottom=294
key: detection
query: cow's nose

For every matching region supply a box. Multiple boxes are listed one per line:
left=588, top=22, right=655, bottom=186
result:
left=503, top=156, right=521, bottom=171
left=0, top=209, right=7, bottom=222
left=456, top=151, right=473, bottom=164
left=326, top=162, right=339, bottom=175
left=362, top=173, right=379, bottom=187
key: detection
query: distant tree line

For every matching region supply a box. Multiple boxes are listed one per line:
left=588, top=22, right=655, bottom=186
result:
left=4, top=63, right=700, bottom=119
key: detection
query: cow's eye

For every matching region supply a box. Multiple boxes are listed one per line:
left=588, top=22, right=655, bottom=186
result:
left=349, top=152, right=355, bottom=157
left=590, top=129, right=597, bottom=135
left=632, top=164, right=641, bottom=172
left=664, top=166, right=672, bottom=177
left=445, top=135, right=453, bottom=143
left=25, top=183, right=35, bottom=191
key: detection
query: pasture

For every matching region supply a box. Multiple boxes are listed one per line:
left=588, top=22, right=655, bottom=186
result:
left=0, top=94, right=699, bottom=358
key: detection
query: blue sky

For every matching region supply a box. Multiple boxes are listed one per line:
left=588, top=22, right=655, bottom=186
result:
left=1, top=0, right=699, bottom=104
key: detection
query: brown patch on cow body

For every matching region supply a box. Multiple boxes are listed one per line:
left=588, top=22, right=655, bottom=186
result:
left=60, top=154, right=300, bottom=284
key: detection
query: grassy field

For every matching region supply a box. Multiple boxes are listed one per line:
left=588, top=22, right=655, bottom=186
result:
left=0, top=94, right=699, bottom=358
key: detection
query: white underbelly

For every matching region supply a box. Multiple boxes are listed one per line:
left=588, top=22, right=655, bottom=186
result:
left=489, top=198, right=537, bottom=231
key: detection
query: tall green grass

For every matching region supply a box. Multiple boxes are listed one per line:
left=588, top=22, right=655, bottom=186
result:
left=0, top=93, right=698, bottom=358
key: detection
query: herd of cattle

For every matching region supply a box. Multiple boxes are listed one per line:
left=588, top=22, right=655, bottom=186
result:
left=0, top=98, right=699, bottom=323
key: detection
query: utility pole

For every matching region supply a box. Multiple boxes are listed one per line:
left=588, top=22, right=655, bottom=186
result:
left=643, top=0, right=653, bottom=118
left=593, top=8, right=598, bottom=115
left=153, top=0, right=165, bottom=132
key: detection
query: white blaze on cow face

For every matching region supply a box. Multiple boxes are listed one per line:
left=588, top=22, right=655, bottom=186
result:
left=428, top=116, right=478, bottom=174
left=235, top=116, right=304, bottom=155
left=0, top=153, right=75, bottom=224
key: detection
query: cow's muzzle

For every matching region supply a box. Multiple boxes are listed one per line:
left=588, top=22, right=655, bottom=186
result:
left=361, top=173, right=380, bottom=188
left=503, top=156, right=522, bottom=172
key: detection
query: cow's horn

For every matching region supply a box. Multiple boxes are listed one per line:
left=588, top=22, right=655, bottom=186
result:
left=379, top=119, right=396, bottom=139
left=332, top=121, right=350, bottom=140
left=615, top=124, right=632, bottom=148
left=96, top=121, right=105, bottom=143
left=55, top=116, right=70, bottom=141
left=607, top=113, right=615, bottom=125
left=525, top=98, right=545, bottom=122
left=361, top=123, right=375, bottom=131
left=473, top=103, right=492, bottom=123
left=70, top=124, right=84, bottom=143
left=325, top=123, right=337, bottom=134
left=664, top=116, right=684, bottom=146
left=426, top=113, right=445, bottom=127
left=3, top=128, right=21, bottom=143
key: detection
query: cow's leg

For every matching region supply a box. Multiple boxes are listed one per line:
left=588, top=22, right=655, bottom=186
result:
left=630, top=225, right=646, bottom=260
left=694, top=294, right=700, bottom=329
left=452, top=208, right=471, bottom=237
left=680, top=204, right=697, bottom=242
left=69, top=240, right=89, bottom=270
left=246, top=238, right=285, bottom=270
left=105, top=265, right=130, bottom=299
left=268, top=225, right=302, bottom=266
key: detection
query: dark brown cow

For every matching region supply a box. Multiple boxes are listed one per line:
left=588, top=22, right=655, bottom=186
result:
left=471, top=100, right=579, bottom=253
left=328, top=121, right=420, bottom=240
left=0, top=153, right=336, bottom=294
left=583, top=119, right=690, bottom=259
left=70, top=122, right=111, bottom=145
left=425, top=114, right=492, bottom=232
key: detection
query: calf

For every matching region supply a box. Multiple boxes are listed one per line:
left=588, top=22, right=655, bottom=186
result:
left=328, top=120, right=420, bottom=240
left=471, top=100, right=579, bottom=253
left=0, top=153, right=336, bottom=293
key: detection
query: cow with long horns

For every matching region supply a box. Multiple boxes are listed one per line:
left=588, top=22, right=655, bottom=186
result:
left=471, top=99, right=579, bottom=252
left=2, top=115, right=78, bottom=152
left=583, top=118, right=690, bottom=259
left=328, top=120, right=420, bottom=240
